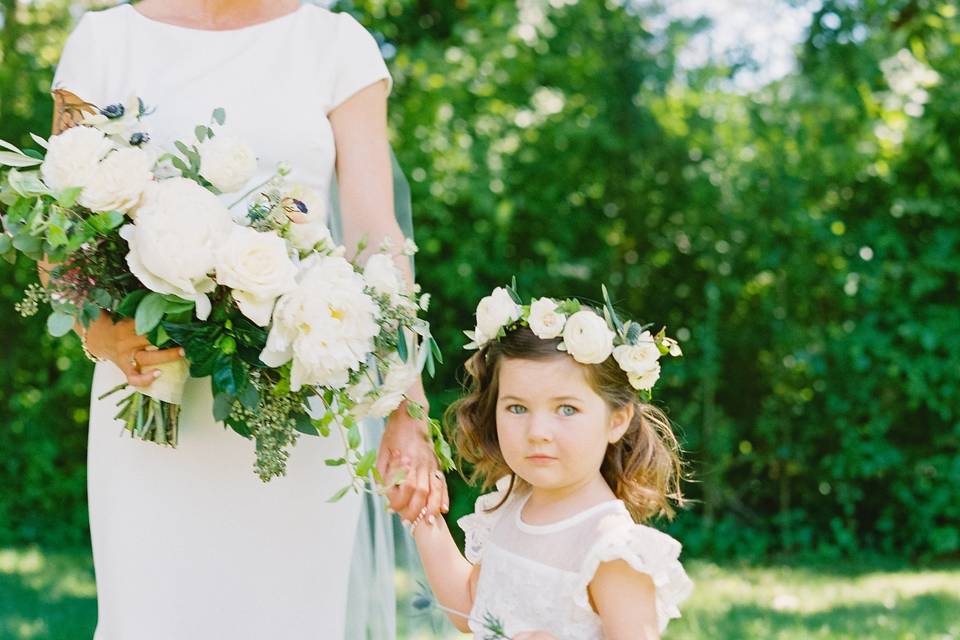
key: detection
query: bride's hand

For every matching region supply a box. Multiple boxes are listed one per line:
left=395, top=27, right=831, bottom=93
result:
left=84, top=311, right=185, bottom=388
left=377, top=401, right=449, bottom=524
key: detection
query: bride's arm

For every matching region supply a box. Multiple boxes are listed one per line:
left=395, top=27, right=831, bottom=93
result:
left=329, top=81, right=447, bottom=523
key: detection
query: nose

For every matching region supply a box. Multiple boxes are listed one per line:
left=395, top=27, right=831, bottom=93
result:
left=526, top=413, right=553, bottom=443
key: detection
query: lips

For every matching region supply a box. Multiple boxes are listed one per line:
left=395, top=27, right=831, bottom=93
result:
left=525, top=454, right=557, bottom=462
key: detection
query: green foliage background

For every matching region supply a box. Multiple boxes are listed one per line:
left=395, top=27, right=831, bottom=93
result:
left=0, top=0, right=957, bottom=561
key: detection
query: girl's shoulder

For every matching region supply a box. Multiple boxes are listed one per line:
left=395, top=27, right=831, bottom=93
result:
left=457, top=476, right=526, bottom=563
left=573, top=513, right=694, bottom=634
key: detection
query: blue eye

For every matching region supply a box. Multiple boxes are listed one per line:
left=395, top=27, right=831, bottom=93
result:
left=558, top=405, right=578, bottom=416
left=506, top=404, right=527, bottom=415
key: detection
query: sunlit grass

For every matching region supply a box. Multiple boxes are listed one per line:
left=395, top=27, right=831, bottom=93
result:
left=1, top=548, right=957, bottom=639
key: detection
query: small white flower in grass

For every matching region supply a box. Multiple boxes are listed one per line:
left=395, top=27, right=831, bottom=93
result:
left=561, top=310, right=615, bottom=364
left=40, top=125, right=115, bottom=193
left=120, top=178, right=233, bottom=320
left=197, top=134, right=257, bottom=193
left=527, top=297, right=566, bottom=339
left=78, top=147, right=153, bottom=214
left=364, top=253, right=404, bottom=297
left=612, top=332, right=661, bottom=374
left=215, top=226, right=298, bottom=327
left=475, top=287, right=522, bottom=343
left=627, top=362, right=661, bottom=391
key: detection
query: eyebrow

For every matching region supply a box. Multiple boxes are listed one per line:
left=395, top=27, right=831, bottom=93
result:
left=499, top=395, right=583, bottom=403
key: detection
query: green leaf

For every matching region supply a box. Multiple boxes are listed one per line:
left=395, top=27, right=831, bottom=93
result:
left=12, top=232, right=42, bottom=259
left=347, top=423, right=361, bottom=449
left=239, top=383, right=259, bottom=411
left=429, top=336, right=443, bottom=364
left=46, top=311, right=75, bottom=337
left=90, top=288, right=112, bottom=308
left=171, top=156, right=190, bottom=176
left=195, top=125, right=207, bottom=142
left=56, top=186, right=82, bottom=208
left=397, top=326, right=409, bottom=362
left=601, top=284, right=624, bottom=334
left=135, top=293, right=167, bottom=335
left=87, top=210, right=125, bottom=233
left=325, top=457, right=347, bottom=467
left=356, top=449, right=377, bottom=477
left=213, top=392, right=235, bottom=421
left=212, top=108, right=226, bottom=126
left=293, top=412, right=316, bottom=436
left=327, top=485, right=351, bottom=503
left=117, top=290, right=149, bottom=318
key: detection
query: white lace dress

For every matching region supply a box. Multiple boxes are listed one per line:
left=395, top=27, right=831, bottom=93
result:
left=52, top=4, right=393, bottom=639
left=458, top=479, right=694, bottom=639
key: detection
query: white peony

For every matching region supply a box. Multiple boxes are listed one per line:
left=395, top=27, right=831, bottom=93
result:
left=349, top=354, right=418, bottom=418
left=78, top=147, right=154, bottom=213
left=197, top=134, right=257, bottom=193
left=120, top=178, right=234, bottom=320
left=561, top=310, right=615, bottom=364
left=287, top=220, right=333, bottom=252
left=612, top=333, right=661, bottom=375
left=215, top=226, right=298, bottom=327
left=475, top=287, right=522, bottom=342
left=40, top=126, right=115, bottom=193
left=628, top=362, right=661, bottom=391
left=260, top=255, right=380, bottom=391
left=527, top=297, right=566, bottom=339
left=364, top=253, right=404, bottom=297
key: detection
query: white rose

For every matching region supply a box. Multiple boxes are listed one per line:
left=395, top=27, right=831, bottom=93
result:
left=364, top=253, right=403, bottom=296
left=628, top=362, right=661, bottom=391
left=215, top=226, right=298, bottom=327
left=475, top=287, right=522, bottom=341
left=198, top=134, right=257, bottom=193
left=612, top=333, right=661, bottom=375
left=120, top=178, right=234, bottom=320
left=561, top=310, right=615, bottom=364
left=40, top=126, right=115, bottom=193
left=260, top=255, right=380, bottom=391
left=283, top=183, right=327, bottom=225
left=350, top=354, right=418, bottom=418
left=527, top=297, right=566, bottom=339
left=287, top=219, right=333, bottom=252
left=78, top=147, right=154, bottom=214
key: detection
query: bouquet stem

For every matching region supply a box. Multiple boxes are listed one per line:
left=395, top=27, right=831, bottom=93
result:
left=101, top=383, right=181, bottom=446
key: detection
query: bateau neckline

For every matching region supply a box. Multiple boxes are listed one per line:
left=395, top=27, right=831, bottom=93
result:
left=124, top=3, right=308, bottom=34
left=515, top=492, right=625, bottom=535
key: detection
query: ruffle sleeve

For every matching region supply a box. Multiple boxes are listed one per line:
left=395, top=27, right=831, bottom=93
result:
left=456, top=476, right=515, bottom=564
left=574, top=515, right=693, bottom=633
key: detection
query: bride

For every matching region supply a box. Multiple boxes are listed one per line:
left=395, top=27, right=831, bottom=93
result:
left=49, top=1, right=447, bottom=637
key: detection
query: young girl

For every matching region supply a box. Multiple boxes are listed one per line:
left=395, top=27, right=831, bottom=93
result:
left=409, top=287, right=693, bottom=639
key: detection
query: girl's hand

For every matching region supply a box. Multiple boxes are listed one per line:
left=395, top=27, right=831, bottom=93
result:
left=513, top=632, right=559, bottom=640
left=84, top=312, right=185, bottom=387
left=377, top=402, right=449, bottom=524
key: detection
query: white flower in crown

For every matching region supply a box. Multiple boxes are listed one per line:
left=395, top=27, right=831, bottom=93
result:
left=527, top=297, right=566, bottom=339
left=197, top=133, right=257, bottom=193
left=474, top=287, right=523, bottom=346
left=612, top=331, right=661, bottom=375
left=628, top=362, right=661, bottom=391
left=560, top=310, right=616, bottom=364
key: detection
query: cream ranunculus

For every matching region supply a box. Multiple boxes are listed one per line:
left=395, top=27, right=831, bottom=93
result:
left=215, top=226, right=298, bottom=327
left=40, top=125, right=115, bottom=193
left=475, top=287, right=522, bottom=342
left=363, top=253, right=403, bottom=297
left=119, top=178, right=234, bottom=320
left=612, top=333, right=661, bottom=375
left=78, top=147, right=154, bottom=213
left=628, top=362, right=661, bottom=391
left=197, top=134, right=257, bottom=193
left=260, top=255, right=380, bottom=391
left=561, top=310, right=615, bottom=364
left=527, top=297, right=566, bottom=339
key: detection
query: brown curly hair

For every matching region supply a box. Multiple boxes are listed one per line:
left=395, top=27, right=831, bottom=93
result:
left=448, top=325, right=687, bottom=523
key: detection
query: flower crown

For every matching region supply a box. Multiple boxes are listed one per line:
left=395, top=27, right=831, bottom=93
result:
left=464, top=283, right=682, bottom=398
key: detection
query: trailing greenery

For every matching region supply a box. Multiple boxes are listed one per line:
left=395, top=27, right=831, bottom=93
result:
left=0, top=0, right=957, bottom=560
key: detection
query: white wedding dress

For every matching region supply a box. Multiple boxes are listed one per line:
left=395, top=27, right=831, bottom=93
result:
left=53, top=4, right=395, bottom=638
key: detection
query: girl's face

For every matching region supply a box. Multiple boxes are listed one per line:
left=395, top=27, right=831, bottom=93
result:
left=496, top=356, right=632, bottom=494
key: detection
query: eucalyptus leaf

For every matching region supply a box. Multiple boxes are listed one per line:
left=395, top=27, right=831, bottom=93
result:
left=46, top=311, right=75, bottom=337
left=134, top=292, right=167, bottom=335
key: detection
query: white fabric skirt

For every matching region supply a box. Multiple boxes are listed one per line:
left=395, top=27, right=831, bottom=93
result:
left=87, top=361, right=362, bottom=639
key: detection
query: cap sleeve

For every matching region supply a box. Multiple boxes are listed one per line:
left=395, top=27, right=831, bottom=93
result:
left=456, top=476, right=515, bottom=564
left=327, top=13, right=393, bottom=113
left=51, top=13, right=105, bottom=105
left=574, top=515, right=694, bottom=633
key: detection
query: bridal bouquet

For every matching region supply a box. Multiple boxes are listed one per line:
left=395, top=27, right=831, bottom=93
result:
left=0, top=93, right=452, bottom=489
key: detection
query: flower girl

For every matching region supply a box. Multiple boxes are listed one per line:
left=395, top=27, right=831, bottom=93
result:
left=409, top=286, right=693, bottom=639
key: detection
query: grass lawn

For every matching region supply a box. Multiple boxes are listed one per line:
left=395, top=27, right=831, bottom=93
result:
left=1, top=547, right=958, bottom=639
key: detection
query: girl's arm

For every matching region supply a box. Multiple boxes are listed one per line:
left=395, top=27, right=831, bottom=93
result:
left=590, top=560, right=660, bottom=640
left=412, top=517, right=479, bottom=632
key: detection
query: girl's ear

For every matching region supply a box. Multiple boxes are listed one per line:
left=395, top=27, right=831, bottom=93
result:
left=608, top=402, right=635, bottom=444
